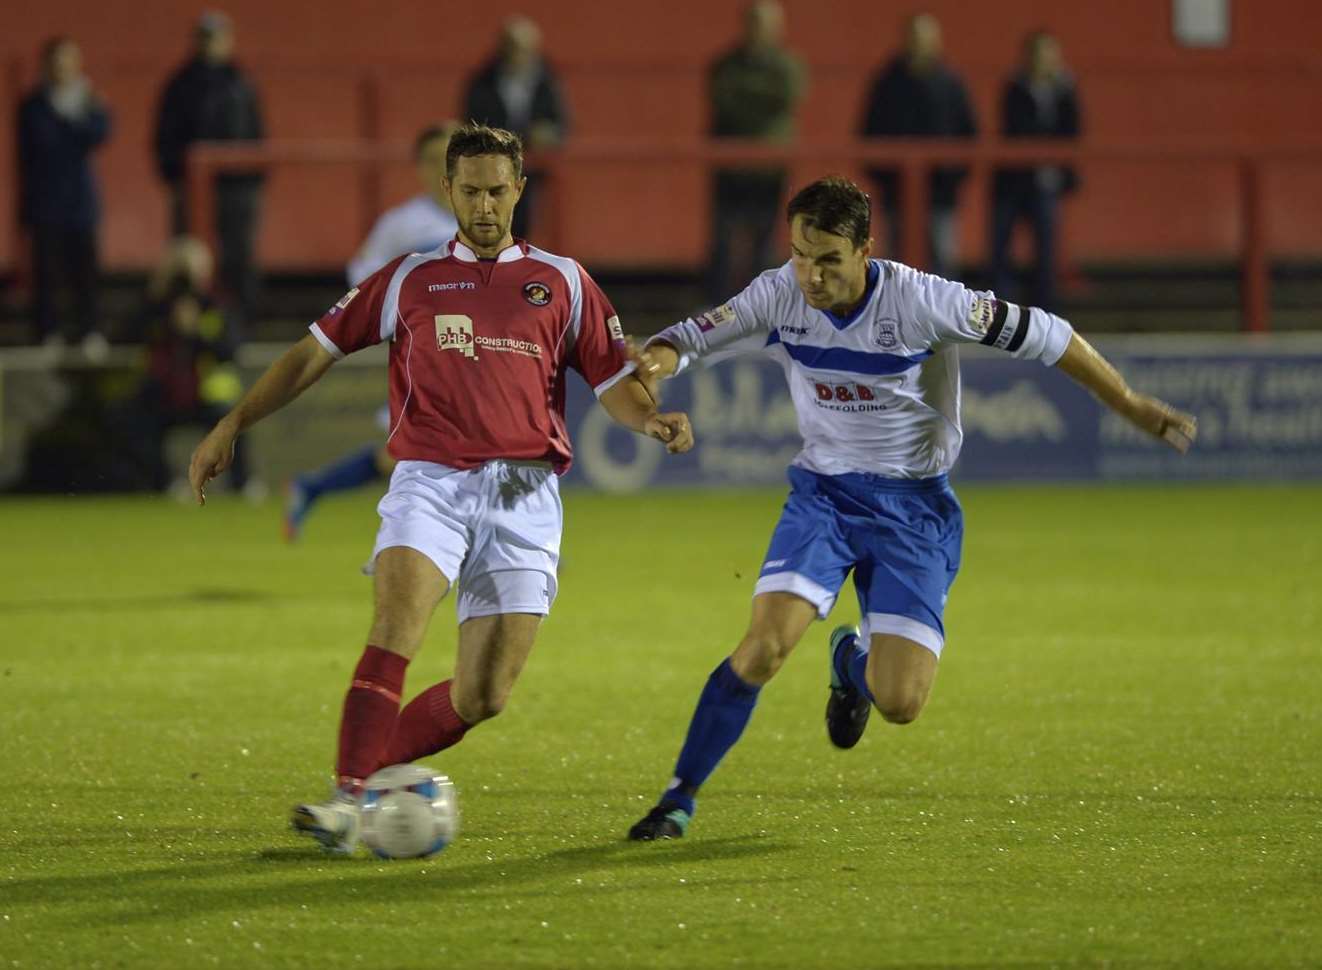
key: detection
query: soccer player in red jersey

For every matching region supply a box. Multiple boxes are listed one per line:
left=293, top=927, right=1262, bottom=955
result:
left=188, top=124, right=692, bottom=853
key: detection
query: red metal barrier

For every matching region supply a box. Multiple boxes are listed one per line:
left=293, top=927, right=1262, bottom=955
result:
left=187, top=137, right=1322, bottom=332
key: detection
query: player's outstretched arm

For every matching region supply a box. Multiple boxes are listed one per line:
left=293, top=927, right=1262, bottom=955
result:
left=1054, top=332, right=1197, bottom=452
left=188, top=335, right=338, bottom=505
left=597, top=374, right=694, bottom=455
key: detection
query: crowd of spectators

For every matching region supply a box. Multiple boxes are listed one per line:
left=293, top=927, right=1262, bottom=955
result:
left=15, top=6, right=1083, bottom=346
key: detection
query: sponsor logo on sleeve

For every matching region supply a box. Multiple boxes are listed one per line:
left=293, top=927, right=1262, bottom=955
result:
left=695, top=303, right=736, bottom=332
left=606, top=315, right=624, bottom=342
left=968, top=296, right=996, bottom=335
left=328, top=287, right=359, bottom=315
left=523, top=281, right=552, bottom=306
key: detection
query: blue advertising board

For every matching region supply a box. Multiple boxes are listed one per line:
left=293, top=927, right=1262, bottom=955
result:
left=562, top=336, right=1322, bottom=489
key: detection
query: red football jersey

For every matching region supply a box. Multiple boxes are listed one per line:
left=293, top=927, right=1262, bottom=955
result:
left=309, top=237, right=631, bottom=473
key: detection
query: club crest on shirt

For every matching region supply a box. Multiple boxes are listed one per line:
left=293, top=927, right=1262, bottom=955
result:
left=328, top=287, right=359, bottom=315
left=695, top=303, right=736, bottom=332
left=969, top=296, right=996, bottom=335
left=523, top=281, right=552, bottom=306
left=873, top=318, right=900, bottom=350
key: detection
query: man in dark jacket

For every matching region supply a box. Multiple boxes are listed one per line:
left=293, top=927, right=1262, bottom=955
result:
left=462, top=17, right=569, bottom=239
left=860, top=13, right=977, bottom=279
left=154, top=11, right=265, bottom=325
left=990, top=31, right=1081, bottom=310
left=707, top=0, right=806, bottom=301
left=17, top=37, right=112, bottom=353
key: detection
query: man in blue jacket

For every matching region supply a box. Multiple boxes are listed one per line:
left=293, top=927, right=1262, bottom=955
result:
left=462, top=17, right=568, bottom=240
left=154, top=12, right=265, bottom=326
left=990, top=31, right=1082, bottom=311
left=18, top=37, right=112, bottom=354
left=859, top=14, right=977, bottom=280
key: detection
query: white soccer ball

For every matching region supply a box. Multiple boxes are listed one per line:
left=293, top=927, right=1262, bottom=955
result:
left=360, top=764, right=459, bottom=859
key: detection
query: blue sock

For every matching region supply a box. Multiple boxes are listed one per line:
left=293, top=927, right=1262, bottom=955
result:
left=662, top=659, right=760, bottom=817
left=300, top=445, right=382, bottom=500
left=835, top=632, right=876, bottom=705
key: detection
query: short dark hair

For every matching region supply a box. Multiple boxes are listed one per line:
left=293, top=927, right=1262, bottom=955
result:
left=446, top=123, right=524, bottom=179
left=786, top=176, right=871, bottom=249
left=40, top=36, right=73, bottom=72
left=414, top=122, right=457, bottom=160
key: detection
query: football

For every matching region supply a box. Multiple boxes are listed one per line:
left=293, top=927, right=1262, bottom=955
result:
left=359, top=764, right=459, bottom=859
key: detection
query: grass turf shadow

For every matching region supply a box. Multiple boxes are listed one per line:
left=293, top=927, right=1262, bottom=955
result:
left=12, top=834, right=798, bottom=928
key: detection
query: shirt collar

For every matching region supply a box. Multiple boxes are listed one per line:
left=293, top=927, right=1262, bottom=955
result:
left=821, top=260, right=881, bottom=330
left=448, top=237, right=527, bottom=263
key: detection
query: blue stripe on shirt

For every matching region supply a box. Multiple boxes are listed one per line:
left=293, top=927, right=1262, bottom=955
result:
left=765, top=328, right=931, bottom=375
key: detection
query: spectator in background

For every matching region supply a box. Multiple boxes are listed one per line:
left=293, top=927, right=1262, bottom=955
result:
left=17, top=37, right=112, bottom=357
left=154, top=11, right=265, bottom=326
left=346, top=123, right=460, bottom=286
left=462, top=16, right=569, bottom=239
left=707, top=0, right=806, bottom=302
left=860, top=13, right=977, bottom=279
left=120, top=237, right=255, bottom=500
left=990, top=30, right=1081, bottom=311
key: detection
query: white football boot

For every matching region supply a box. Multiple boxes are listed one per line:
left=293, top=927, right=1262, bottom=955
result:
left=291, top=791, right=361, bottom=855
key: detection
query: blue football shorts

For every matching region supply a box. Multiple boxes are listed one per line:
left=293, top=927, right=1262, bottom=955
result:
left=754, top=465, right=963, bottom=657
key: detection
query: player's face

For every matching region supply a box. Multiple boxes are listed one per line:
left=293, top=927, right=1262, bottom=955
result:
left=789, top=215, right=871, bottom=313
left=444, top=154, right=526, bottom=254
left=416, top=136, right=451, bottom=205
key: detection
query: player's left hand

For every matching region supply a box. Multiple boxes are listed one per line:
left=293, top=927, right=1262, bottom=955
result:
left=645, top=412, right=694, bottom=454
left=1127, top=394, right=1197, bottom=453
left=626, top=338, right=664, bottom=405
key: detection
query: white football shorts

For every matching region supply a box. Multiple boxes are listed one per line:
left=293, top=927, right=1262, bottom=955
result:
left=371, top=459, right=561, bottom=623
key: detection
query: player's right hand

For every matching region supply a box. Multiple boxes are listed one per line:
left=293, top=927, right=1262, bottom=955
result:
left=645, top=411, right=694, bottom=454
left=188, top=425, right=237, bottom=505
left=1127, top=394, right=1198, bottom=453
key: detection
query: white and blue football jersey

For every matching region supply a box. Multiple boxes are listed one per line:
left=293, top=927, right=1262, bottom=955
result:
left=346, top=194, right=460, bottom=287
left=653, top=259, right=1074, bottom=479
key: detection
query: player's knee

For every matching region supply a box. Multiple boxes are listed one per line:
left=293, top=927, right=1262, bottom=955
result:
left=731, top=630, right=794, bottom=684
left=873, top=689, right=925, bottom=725
left=367, top=610, right=429, bottom=657
left=452, top=686, right=508, bottom=724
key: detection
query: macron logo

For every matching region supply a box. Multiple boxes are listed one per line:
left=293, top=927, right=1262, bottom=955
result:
left=429, top=282, right=477, bottom=292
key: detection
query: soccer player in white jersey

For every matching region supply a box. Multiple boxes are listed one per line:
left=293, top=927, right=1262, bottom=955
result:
left=626, top=176, right=1196, bottom=840
left=283, top=123, right=462, bottom=541
left=188, top=124, right=694, bottom=854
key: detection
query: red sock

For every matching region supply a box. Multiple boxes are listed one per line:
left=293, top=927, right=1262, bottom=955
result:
left=380, top=680, right=471, bottom=768
left=336, top=645, right=409, bottom=791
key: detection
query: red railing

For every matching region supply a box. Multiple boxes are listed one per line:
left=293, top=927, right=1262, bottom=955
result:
left=187, top=138, right=1322, bottom=333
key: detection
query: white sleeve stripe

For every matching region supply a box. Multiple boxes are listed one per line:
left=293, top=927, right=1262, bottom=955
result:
left=380, top=251, right=448, bottom=344
left=308, top=323, right=345, bottom=359
left=592, top=362, right=636, bottom=398
left=1040, top=312, right=1075, bottom=365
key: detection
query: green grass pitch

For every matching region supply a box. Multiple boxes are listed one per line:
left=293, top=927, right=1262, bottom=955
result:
left=1, top=485, right=1319, bottom=968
